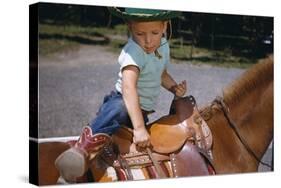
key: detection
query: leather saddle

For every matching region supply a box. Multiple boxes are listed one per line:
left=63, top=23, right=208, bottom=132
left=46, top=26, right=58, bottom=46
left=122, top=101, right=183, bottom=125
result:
left=149, top=95, right=212, bottom=153
left=111, top=96, right=212, bottom=154
left=101, top=96, right=215, bottom=178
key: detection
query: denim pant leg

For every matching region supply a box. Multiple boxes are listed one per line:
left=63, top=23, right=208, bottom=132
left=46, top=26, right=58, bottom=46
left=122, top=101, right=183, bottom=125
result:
left=90, top=91, right=132, bottom=135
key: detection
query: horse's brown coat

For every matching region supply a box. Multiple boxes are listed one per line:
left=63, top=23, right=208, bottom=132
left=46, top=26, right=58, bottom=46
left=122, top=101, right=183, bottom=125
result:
left=201, top=55, right=273, bottom=173
left=39, top=142, right=70, bottom=185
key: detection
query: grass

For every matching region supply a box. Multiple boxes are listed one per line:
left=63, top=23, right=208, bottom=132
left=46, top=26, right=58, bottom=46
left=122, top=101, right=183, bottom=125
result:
left=39, top=24, right=128, bottom=56
left=168, top=39, right=255, bottom=68
left=39, top=23, right=258, bottom=68
left=39, top=38, right=79, bottom=55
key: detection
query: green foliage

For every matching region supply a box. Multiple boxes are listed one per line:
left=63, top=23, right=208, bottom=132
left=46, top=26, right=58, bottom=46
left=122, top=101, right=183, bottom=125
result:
left=39, top=24, right=127, bottom=56
left=39, top=38, right=79, bottom=56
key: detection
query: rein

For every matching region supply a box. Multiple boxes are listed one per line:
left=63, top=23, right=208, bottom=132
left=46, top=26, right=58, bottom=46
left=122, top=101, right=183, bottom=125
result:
left=213, top=96, right=272, bottom=169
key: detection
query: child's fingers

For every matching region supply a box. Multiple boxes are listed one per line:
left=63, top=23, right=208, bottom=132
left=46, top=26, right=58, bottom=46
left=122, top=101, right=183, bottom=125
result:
left=179, top=80, right=187, bottom=91
left=175, top=87, right=185, bottom=96
left=137, top=140, right=150, bottom=148
left=175, top=86, right=184, bottom=93
left=176, top=82, right=186, bottom=91
left=174, top=81, right=187, bottom=97
left=180, top=80, right=187, bottom=89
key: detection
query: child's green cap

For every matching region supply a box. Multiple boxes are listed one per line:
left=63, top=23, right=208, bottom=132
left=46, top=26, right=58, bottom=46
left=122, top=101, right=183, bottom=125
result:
left=108, top=7, right=181, bottom=21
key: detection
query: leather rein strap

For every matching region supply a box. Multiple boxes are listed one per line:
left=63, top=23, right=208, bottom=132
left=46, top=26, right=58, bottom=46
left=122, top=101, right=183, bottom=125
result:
left=213, top=96, right=272, bottom=169
left=146, top=148, right=166, bottom=178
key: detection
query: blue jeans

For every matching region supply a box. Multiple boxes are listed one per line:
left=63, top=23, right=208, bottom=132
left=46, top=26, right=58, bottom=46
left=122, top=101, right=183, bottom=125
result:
left=90, top=91, right=149, bottom=135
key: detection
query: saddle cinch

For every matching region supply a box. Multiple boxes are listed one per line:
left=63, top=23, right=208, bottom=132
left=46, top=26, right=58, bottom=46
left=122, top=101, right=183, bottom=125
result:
left=101, top=96, right=215, bottom=179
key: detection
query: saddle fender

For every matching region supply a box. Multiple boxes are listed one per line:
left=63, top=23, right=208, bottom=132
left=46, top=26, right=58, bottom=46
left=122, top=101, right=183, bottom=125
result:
left=170, top=141, right=211, bottom=177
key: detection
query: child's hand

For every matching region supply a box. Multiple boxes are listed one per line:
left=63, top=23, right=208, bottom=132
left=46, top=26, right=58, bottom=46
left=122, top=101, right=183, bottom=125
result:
left=133, top=127, right=150, bottom=148
left=173, top=80, right=187, bottom=98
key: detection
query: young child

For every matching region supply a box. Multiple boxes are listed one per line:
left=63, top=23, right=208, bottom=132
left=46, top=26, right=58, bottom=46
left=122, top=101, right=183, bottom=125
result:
left=55, top=7, right=187, bottom=182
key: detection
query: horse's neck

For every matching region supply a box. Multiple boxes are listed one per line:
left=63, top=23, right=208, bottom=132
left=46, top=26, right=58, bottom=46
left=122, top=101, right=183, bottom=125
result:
left=222, top=58, right=273, bottom=160
left=205, top=57, right=273, bottom=172
left=206, top=101, right=270, bottom=173
left=225, top=81, right=273, bottom=158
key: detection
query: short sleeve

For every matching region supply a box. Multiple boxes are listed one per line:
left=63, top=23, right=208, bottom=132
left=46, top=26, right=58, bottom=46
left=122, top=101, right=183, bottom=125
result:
left=118, top=38, right=146, bottom=71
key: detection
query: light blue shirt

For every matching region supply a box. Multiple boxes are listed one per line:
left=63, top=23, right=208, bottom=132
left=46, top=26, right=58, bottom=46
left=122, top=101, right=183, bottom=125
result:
left=115, top=37, right=170, bottom=111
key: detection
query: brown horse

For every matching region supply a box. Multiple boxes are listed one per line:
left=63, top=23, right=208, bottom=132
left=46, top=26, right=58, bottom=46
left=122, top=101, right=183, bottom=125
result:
left=37, top=55, right=273, bottom=185
left=199, top=55, right=273, bottom=173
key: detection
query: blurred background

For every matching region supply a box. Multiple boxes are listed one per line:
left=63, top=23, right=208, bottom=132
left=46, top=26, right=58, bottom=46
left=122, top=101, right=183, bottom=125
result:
left=38, top=2, right=273, bottom=67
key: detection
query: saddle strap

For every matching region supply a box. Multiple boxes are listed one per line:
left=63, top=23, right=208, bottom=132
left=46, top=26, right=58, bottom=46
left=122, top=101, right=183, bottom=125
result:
left=118, top=155, right=134, bottom=180
left=112, top=149, right=167, bottom=180
left=146, top=148, right=166, bottom=179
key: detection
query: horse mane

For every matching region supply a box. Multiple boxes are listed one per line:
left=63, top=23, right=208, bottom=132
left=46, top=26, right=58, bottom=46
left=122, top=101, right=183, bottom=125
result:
left=223, top=55, right=273, bottom=105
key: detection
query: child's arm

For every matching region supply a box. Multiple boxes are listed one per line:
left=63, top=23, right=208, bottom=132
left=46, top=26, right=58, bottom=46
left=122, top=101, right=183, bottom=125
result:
left=122, top=65, right=150, bottom=148
left=161, top=69, right=187, bottom=98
